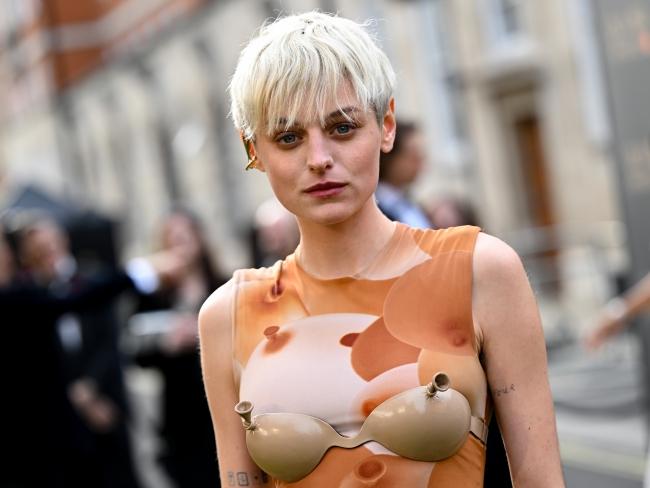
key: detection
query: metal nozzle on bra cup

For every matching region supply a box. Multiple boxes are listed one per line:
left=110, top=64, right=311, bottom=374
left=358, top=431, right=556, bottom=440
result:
left=235, top=401, right=256, bottom=430
left=426, top=372, right=450, bottom=398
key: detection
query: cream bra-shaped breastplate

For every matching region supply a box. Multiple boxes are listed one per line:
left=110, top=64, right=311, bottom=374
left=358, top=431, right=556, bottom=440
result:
left=235, top=372, right=488, bottom=483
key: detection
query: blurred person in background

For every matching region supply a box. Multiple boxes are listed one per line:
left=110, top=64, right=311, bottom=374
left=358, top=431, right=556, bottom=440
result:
left=17, top=217, right=142, bottom=488
left=585, top=271, right=650, bottom=349
left=199, top=11, right=563, bottom=487
left=376, top=119, right=432, bottom=229
left=426, top=195, right=480, bottom=230
left=585, top=271, right=650, bottom=488
left=0, top=216, right=187, bottom=488
left=130, top=207, right=225, bottom=487
left=250, top=197, right=300, bottom=267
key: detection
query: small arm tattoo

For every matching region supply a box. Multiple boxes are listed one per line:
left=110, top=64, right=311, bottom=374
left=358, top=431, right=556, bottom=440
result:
left=493, top=383, right=516, bottom=397
left=228, top=470, right=268, bottom=486
left=237, top=472, right=249, bottom=486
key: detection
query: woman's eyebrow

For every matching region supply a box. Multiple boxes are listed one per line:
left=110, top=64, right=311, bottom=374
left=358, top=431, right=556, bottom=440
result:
left=272, top=106, right=361, bottom=131
left=272, top=118, right=304, bottom=132
left=324, top=106, right=361, bottom=124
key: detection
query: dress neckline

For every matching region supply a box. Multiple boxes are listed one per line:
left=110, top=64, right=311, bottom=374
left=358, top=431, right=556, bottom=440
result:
left=289, top=222, right=405, bottom=283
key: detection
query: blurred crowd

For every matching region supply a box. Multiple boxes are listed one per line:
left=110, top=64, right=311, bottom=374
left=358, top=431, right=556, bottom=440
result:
left=0, top=207, right=225, bottom=488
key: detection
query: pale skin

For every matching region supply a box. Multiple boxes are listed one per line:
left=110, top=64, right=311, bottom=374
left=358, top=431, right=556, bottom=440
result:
left=199, top=86, right=564, bottom=486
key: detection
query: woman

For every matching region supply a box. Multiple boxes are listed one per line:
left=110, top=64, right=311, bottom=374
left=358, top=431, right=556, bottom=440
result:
left=133, top=208, right=225, bottom=487
left=199, top=11, right=564, bottom=487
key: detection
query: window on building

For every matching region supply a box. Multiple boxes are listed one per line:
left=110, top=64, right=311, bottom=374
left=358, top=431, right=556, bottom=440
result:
left=567, top=0, right=610, bottom=146
left=421, top=0, right=468, bottom=164
left=8, top=0, right=40, bottom=32
left=499, top=0, right=522, bottom=36
left=484, top=0, right=525, bottom=46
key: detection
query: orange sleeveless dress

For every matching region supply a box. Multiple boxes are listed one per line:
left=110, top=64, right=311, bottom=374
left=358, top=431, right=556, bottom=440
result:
left=231, top=224, right=488, bottom=487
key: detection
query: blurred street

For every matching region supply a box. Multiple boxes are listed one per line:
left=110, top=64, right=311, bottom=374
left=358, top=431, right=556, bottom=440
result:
left=551, top=337, right=647, bottom=487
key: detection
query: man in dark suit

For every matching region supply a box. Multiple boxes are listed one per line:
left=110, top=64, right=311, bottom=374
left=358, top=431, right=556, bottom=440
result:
left=14, top=218, right=140, bottom=487
left=1, top=219, right=185, bottom=488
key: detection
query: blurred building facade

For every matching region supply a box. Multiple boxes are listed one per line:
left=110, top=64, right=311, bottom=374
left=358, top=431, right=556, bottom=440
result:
left=0, top=0, right=635, bottom=335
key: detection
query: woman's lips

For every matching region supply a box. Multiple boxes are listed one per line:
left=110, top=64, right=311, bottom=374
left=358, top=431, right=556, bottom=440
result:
left=304, top=181, right=348, bottom=198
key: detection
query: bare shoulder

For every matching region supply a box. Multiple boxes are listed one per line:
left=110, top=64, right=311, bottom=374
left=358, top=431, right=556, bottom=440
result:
left=473, top=232, right=525, bottom=284
left=473, top=233, right=534, bottom=338
left=198, top=278, right=238, bottom=397
left=199, top=278, right=237, bottom=340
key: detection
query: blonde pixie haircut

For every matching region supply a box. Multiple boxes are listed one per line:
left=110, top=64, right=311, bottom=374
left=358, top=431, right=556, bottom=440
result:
left=229, top=11, right=396, bottom=141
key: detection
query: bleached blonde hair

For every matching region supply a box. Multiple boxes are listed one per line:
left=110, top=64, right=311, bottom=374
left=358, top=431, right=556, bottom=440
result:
left=229, top=11, right=396, bottom=141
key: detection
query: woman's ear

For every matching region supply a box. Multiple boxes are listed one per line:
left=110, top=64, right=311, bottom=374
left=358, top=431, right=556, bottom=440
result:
left=380, top=98, right=396, bottom=154
left=241, top=132, right=265, bottom=172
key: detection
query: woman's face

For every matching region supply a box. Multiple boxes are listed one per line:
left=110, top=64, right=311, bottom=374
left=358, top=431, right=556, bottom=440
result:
left=20, top=222, right=68, bottom=282
left=251, top=84, right=396, bottom=227
left=161, top=214, right=202, bottom=262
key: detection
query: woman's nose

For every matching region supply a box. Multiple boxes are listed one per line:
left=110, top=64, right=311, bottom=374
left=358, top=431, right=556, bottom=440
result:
left=306, top=133, right=334, bottom=172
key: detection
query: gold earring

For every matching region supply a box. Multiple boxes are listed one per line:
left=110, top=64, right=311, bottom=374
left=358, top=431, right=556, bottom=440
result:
left=242, top=139, right=258, bottom=171
left=245, top=155, right=258, bottom=171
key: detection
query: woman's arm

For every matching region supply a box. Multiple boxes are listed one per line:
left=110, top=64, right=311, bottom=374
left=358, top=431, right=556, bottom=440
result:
left=198, top=282, right=273, bottom=487
left=585, top=271, right=650, bottom=349
left=473, top=233, right=564, bottom=487
left=0, top=272, right=134, bottom=315
left=0, top=248, right=186, bottom=316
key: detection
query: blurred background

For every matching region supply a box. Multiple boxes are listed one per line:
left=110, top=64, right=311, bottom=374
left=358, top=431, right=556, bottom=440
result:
left=1, top=0, right=649, bottom=486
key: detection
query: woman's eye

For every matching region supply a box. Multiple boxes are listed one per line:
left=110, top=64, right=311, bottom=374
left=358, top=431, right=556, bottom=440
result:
left=335, top=124, right=354, bottom=135
left=277, top=133, right=298, bottom=145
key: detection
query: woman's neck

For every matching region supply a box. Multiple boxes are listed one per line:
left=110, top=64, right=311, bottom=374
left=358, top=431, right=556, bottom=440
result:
left=295, top=200, right=396, bottom=279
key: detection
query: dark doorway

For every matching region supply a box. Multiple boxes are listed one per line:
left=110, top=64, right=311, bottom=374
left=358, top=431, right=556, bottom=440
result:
left=512, top=114, right=560, bottom=294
